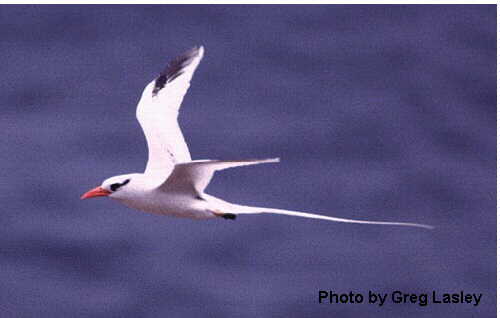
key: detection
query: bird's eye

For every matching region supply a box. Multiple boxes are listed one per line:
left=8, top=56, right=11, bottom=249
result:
left=110, top=179, right=130, bottom=192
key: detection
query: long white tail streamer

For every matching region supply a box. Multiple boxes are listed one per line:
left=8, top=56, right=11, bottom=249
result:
left=232, top=205, right=434, bottom=230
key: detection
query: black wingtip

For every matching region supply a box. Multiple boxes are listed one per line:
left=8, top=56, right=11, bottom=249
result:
left=152, top=46, right=203, bottom=96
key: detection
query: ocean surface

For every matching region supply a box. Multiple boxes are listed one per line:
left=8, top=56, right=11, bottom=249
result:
left=0, top=5, right=496, bottom=317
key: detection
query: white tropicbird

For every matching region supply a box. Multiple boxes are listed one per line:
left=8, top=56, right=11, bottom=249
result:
left=81, top=46, right=433, bottom=230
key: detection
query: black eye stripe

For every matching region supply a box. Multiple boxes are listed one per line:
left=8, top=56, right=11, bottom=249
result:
left=110, top=179, right=130, bottom=192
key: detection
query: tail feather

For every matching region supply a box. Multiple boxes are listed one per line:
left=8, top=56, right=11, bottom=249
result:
left=232, top=205, right=434, bottom=230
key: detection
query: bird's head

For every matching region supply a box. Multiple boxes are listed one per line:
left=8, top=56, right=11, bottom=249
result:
left=81, top=174, right=138, bottom=200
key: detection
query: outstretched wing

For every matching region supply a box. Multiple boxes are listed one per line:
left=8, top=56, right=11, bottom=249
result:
left=136, top=46, right=204, bottom=182
left=159, top=158, right=280, bottom=196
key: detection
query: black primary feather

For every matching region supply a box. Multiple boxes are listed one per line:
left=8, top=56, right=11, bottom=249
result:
left=152, top=47, right=201, bottom=97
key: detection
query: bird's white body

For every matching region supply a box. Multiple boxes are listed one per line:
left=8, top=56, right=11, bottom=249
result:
left=96, top=172, right=207, bottom=218
left=118, top=190, right=211, bottom=219
left=82, top=46, right=433, bottom=230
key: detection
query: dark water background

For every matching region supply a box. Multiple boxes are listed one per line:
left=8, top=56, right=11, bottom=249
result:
left=0, top=5, right=496, bottom=317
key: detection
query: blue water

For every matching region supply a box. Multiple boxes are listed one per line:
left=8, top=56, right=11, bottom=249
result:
left=0, top=5, right=495, bottom=317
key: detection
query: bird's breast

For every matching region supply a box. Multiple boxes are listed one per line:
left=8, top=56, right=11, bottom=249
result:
left=117, top=190, right=213, bottom=219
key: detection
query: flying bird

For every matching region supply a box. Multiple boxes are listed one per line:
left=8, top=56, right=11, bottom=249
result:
left=81, top=46, right=433, bottom=230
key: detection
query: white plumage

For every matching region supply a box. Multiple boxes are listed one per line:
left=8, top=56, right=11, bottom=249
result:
left=81, top=46, right=433, bottom=230
left=136, top=46, right=203, bottom=183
